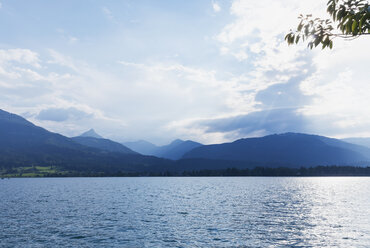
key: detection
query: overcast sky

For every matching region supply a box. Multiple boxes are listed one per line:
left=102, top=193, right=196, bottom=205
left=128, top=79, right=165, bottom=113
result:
left=0, top=0, right=369, bottom=145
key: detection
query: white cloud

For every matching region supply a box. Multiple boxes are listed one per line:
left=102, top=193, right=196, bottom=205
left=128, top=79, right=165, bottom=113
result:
left=217, top=0, right=326, bottom=45
left=56, top=29, right=79, bottom=45
left=216, top=0, right=325, bottom=69
left=213, top=0, right=370, bottom=139
left=2, top=0, right=369, bottom=144
left=102, top=7, right=113, bottom=20
left=0, top=49, right=41, bottom=68
left=214, top=1, right=318, bottom=116
left=68, top=37, right=78, bottom=44
left=0, top=49, right=45, bottom=82
left=47, top=49, right=79, bottom=71
left=1, top=48, right=259, bottom=143
left=299, top=37, right=370, bottom=137
left=212, top=2, right=221, bottom=13
left=117, top=60, right=257, bottom=116
left=0, top=49, right=128, bottom=138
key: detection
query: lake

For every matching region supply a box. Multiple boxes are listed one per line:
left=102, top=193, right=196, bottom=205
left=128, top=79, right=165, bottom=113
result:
left=1, top=177, right=369, bottom=247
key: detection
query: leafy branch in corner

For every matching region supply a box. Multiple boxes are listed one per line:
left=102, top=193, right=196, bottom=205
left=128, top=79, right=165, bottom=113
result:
left=285, top=0, right=370, bottom=49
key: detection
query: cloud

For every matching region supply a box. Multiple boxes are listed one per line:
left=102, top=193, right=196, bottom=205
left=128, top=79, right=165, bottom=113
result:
left=46, top=49, right=79, bottom=71
left=164, top=107, right=313, bottom=144
left=217, top=0, right=326, bottom=45
left=209, top=0, right=370, bottom=141
left=36, top=107, right=92, bottom=122
left=117, top=60, right=257, bottom=116
left=56, top=29, right=79, bottom=45
left=0, top=49, right=41, bottom=68
left=1, top=1, right=369, bottom=144
left=68, top=36, right=78, bottom=44
left=197, top=108, right=309, bottom=136
left=2, top=48, right=256, bottom=143
left=297, top=37, right=370, bottom=137
left=212, top=2, right=221, bottom=12
left=102, top=7, right=113, bottom=20
left=0, top=49, right=128, bottom=138
left=213, top=1, right=320, bottom=133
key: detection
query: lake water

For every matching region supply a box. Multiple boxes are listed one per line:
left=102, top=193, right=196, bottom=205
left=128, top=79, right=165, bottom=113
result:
left=1, top=177, right=369, bottom=247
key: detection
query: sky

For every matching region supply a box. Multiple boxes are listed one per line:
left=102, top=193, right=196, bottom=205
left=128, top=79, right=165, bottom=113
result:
left=0, top=0, right=369, bottom=145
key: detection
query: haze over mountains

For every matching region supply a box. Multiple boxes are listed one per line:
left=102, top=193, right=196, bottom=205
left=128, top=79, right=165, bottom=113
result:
left=79, top=129, right=103, bottom=139
left=124, top=139, right=202, bottom=160
left=183, top=133, right=370, bottom=167
left=122, top=140, right=158, bottom=155
left=0, top=109, right=172, bottom=173
left=75, top=129, right=202, bottom=160
left=1, top=109, right=370, bottom=175
left=71, top=135, right=137, bottom=155
left=341, top=138, right=370, bottom=149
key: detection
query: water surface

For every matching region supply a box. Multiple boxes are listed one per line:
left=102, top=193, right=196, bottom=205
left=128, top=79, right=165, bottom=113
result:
left=1, top=177, right=369, bottom=247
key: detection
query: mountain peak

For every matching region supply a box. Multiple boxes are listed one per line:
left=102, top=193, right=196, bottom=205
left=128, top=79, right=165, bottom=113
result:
left=169, top=139, right=184, bottom=146
left=0, top=109, right=34, bottom=126
left=79, top=129, right=103, bottom=139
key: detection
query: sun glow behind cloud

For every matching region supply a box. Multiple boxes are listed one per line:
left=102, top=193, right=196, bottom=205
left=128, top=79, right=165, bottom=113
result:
left=0, top=0, right=369, bottom=144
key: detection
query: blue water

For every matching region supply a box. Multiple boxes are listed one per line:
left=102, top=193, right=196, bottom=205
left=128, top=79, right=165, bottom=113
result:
left=1, top=177, right=369, bottom=247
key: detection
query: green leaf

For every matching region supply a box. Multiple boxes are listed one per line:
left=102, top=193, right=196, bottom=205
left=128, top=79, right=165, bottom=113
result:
left=359, top=13, right=367, bottom=31
left=314, top=38, right=321, bottom=47
left=290, top=35, right=295, bottom=44
left=297, top=21, right=303, bottom=32
left=295, top=35, right=300, bottom=44
left=337, top=8, right=345, bottom=21
left=346, top=21, right=352, bottom=34
left=304, top=25, right=309, bottom=36
left=284, top=34, right=290, bottom=41
left=352, top=19, right=357, bottom=32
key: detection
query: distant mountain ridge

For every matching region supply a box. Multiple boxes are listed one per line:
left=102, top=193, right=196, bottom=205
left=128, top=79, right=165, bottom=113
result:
left=0, top=109, right=83, bottom=151
left=157, top=140, right=202, bottom=160
left=0, top=109, right=171, bottom=172
left=72, top=136, right=137, bottom=154
left=123, top=140, right=158, bottom=155
left=79, top=128, right=102, bottom=139
left=73, top=128, right=136, bottom=154
left=342, top=137, right=370, bottom=149
left=1, top=109, right=370, bottom=176
left=123, top=139, right=202, bottom=160
left=183, top=133, right=370, bottom=167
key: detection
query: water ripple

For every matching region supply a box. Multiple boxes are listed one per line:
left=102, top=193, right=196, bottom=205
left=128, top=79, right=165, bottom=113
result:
left=0, top=177, right=369, bottom=247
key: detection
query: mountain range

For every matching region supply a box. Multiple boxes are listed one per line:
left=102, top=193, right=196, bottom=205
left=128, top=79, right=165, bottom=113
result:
left=79, top=128, right=103, bottom=139
left=0, top=109, right=172, bottom=173
left=1, top=109, right=370, bottom=176
left=341, top=137, right=370, bottom=149
left=123, top=139, right=202, bottom=160
left=72, top=131, right=137, bottom=155
left=183, top=133, right=370, bottom=167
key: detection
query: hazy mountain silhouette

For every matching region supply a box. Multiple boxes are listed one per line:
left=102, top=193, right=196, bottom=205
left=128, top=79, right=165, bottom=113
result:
left=124, top=139, right=202, bottom=160
left=123, top=140, right=158, bottom=155
left=0, top=109, right=84, bottom=151
left=342, top=137, right=370, bottom=149
left=79, top=128, right=103, bottom=139
left=183, top=133, right=370, bottom=167
left=155, top=139, right=202, bottom=160
left=2, top=109, right=370, bottom=175
left=72, top=136, right=137, bottom=154
left=0, top=109, right=171, bottom=172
